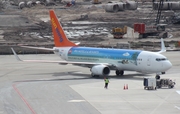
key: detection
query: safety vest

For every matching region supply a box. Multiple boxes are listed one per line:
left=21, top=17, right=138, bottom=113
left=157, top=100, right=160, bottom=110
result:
left=105, top=79, right=109, bottom=83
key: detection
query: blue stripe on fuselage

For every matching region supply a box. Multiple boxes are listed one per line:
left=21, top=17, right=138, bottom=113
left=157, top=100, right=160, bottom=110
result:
left=67, top=47, right=142, bottom=60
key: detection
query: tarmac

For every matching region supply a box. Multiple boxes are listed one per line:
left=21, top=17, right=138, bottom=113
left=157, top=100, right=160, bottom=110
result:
left=0, top=51, right=180, bottom=114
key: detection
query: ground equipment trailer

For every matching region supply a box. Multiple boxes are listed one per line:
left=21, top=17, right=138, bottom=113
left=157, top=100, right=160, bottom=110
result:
left=157, top=79, right=175, bottom=89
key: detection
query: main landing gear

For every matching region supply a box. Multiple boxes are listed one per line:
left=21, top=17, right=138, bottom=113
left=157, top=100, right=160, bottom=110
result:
left=116, top=70, right=124, bottom=76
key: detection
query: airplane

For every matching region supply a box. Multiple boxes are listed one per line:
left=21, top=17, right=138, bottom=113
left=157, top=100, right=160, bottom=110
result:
left=11, top=10, right=172, bottom=79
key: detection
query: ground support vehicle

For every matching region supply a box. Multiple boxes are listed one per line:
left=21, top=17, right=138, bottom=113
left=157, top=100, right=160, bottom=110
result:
left=112, top=26, right=127, bottom=39
left=134, top=23, right=167, bottom=38
left=143, top=77, right=157, bottom=90
left=156, top=79, right=175, bottom=89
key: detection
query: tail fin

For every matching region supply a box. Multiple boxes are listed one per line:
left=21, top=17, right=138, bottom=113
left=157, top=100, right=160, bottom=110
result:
left=49, top=10, right=76, bottom=47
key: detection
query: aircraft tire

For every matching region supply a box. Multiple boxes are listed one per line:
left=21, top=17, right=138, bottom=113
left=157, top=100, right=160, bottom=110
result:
left=120, top=70, right=124, bottom=75
left=155, top=75, right=160, bottom=79
left=116, top=70, right=124, bottom=76
left=115, top=70, right=120, bottom=75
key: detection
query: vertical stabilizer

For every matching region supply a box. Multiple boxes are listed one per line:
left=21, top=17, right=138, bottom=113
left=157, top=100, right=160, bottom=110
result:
left=49, top=10, right=76, bottom=47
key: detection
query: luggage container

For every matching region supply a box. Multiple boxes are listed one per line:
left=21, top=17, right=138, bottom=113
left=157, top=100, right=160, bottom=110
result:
left=143, top=77, right=157, bottom=90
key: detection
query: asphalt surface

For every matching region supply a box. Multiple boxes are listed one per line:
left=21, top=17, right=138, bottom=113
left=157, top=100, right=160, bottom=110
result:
left=0, top=51, right=180, bottom=114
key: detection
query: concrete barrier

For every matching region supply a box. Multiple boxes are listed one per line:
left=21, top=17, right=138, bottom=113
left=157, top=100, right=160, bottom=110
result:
left=153, top=2, right=180, bottom=10
left=105, top=3, right=119, bottom=12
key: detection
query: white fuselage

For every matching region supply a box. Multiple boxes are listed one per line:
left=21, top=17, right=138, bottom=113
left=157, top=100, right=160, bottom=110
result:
left=54, top=47, right=172, bottom=74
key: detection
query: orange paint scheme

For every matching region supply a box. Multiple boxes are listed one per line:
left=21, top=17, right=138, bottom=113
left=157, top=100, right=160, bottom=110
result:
left=49, top=10, right=76, bottom=47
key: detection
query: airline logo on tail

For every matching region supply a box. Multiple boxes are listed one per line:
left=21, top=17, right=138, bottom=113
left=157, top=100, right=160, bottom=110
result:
left=51, top=18, right=63, bottom=42
left=49, top=10, right=76, bottom=47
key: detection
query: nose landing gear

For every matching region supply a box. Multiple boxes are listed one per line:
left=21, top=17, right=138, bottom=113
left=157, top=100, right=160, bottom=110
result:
left=155, top=72, right=165, bottom=79
left=155, top=75, right=160, bottom=79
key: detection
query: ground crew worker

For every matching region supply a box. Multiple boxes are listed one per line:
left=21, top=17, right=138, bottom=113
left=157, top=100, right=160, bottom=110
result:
left=104, top=77, right=109, bottom=89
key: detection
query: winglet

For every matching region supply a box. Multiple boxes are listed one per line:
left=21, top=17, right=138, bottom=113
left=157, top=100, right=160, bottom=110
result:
left=158, top=38, right=166, bottom=53
left=11, top=48, right=22, bottom=61
left=49, top=10, right=76, bottom=47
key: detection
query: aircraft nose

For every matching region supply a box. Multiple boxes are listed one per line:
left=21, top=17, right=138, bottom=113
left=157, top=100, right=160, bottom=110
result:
left=164, top=61, right=172, bottom=70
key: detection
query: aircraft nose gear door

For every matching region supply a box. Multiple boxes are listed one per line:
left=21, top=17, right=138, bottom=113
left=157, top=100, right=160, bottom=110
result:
left=147, top=56, right=151, bottom=66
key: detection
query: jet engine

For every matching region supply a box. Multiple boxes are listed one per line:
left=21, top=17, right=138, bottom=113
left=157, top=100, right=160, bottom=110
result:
left=91, top=65, right=110, bottom=76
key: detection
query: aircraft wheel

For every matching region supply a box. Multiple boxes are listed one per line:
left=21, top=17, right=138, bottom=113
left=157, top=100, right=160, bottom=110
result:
left=115, top=70, right=120, bottom=76
left=155, top=75, right=160, bottom=79
left=116, top=70, right=124, bottom=76
left=120, top=70, right=124, bottom=75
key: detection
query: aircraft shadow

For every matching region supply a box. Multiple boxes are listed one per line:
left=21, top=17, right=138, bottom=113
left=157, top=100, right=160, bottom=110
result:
left=15, top=71, right=153, bottom=83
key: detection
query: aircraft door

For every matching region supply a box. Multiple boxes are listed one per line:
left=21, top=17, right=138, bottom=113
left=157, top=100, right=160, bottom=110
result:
left=62, top=53, right=66, bottom=60
left=147, top=56, right=151, bottom=66
left=60, top=49, right=66, bottom=60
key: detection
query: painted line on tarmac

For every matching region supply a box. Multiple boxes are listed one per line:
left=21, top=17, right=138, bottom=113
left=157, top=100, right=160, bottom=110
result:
left=176, top=91, right=180, bottom=95
left=68, top=100, right=86, bottom=102
left=12, top=83, right=36, bottom=114
left=175, top=106, right=180, bottom=110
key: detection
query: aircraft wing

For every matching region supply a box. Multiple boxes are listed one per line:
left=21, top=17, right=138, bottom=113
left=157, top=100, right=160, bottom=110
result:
left=11, top=48, right=112, bottom=67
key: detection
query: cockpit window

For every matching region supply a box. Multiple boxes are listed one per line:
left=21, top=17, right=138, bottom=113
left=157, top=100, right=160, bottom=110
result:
left=156, top=58, right=167, bottom=61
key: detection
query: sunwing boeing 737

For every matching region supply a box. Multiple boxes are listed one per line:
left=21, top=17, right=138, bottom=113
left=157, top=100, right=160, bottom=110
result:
left=11, top=10, right=172, bottom=79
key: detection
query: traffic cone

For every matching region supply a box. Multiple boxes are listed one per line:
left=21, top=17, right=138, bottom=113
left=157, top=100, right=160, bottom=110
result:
left=126, top=84, right=128, bottom=90
left=124, top=84, right=126, bottom=90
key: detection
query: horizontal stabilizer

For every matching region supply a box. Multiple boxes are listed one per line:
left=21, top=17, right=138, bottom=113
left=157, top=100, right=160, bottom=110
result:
left=75, top=42, right=81, bottom=45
